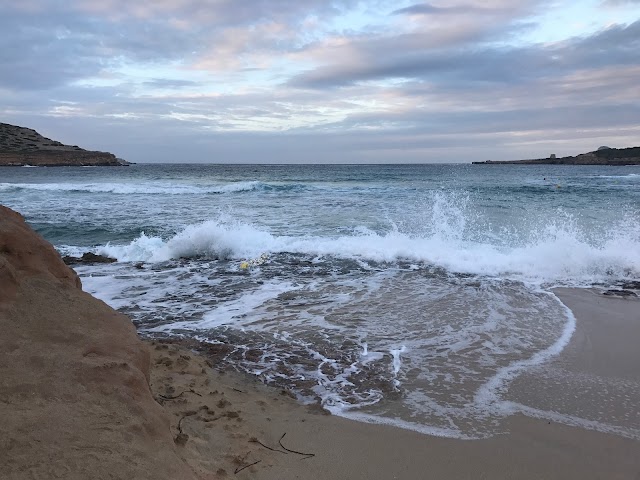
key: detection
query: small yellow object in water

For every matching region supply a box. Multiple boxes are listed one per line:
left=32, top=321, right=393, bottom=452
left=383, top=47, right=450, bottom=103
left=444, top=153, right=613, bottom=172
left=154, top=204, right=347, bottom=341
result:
left=240, top=261, right=249, bottom=269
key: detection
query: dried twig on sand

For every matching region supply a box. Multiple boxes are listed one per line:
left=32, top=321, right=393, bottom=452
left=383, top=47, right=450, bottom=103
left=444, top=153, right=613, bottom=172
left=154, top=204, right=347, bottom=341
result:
left=177, top=411, right=197, bottom=434
left=279, top=432, right=315, bottom=459
left=234, top=460, right=261, bottom=474
left=159, top=388, right=202, bottom=400
left=249, top=437, right=288, bottom=454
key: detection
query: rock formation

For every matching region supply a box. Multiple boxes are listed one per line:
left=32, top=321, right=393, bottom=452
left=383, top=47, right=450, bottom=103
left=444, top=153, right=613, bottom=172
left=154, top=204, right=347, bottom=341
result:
left=0, top=206, right=195, bottom=479
left=472, top=146, right=640, bottom=165
left=62, top=252, right=117, bottom=265
left=0, top=123, right=130, bottom=166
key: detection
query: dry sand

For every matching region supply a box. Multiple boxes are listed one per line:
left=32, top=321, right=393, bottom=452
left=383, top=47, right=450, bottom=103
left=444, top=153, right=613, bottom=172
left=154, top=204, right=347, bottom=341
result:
left=2, top=204, right=639, bottom=479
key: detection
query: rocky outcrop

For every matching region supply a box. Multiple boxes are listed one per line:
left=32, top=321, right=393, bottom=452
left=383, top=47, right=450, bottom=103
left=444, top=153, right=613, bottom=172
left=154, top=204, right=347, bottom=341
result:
left=0, top=206, right=195, bottom=479
left=0, top=206, right=81, bottom=301
left=472, top=146, right=640, bottom=165
left=0, top=150, right=126, bottom=166
left=62, top=252, right=117, bottom=265
left=0, top=122, right=130, bottom=166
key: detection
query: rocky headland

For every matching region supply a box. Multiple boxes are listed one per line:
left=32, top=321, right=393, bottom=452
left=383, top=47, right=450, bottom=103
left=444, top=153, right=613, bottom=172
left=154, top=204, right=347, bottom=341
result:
left=472, top=146, right=640, bottom=165
left=0, top=122, right=130, bottom=167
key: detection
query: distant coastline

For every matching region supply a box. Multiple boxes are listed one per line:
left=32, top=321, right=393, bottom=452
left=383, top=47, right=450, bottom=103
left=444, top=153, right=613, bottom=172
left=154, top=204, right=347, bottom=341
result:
left=472, top=146, right=640, bottom=165
left=0, top=122, right=130, bottom=167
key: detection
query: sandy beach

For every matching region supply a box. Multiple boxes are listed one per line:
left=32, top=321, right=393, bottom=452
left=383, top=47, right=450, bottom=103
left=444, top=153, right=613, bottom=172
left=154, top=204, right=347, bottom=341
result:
left=2, top=205, right=639, bottom=479
left=148, top=288, right=640, bottom=480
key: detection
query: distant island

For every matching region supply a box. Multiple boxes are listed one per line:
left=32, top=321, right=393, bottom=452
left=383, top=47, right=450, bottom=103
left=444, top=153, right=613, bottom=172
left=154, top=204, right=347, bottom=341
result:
left=0, top=122, right=130, bottom=167
left=472, top=146, right=640, bottom=165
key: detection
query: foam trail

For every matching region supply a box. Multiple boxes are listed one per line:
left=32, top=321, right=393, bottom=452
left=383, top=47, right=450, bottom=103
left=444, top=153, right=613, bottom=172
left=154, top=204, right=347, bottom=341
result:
left=473, top=292, right=577, bottom=411
left=390, top=346, right=407, bottom=375
left=0, top=181, right=261, bottom=195
left=328, top=410, right=471, bottom=439
left=506, top=402, right=640, bottom=440
left=150, top=281, right=296, bottom=331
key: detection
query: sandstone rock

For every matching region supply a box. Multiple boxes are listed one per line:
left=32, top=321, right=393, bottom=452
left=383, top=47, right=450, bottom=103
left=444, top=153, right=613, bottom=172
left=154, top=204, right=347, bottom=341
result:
left=0, top=206, right=81, bottom=294
left=0, top=205, right=196, bottom=480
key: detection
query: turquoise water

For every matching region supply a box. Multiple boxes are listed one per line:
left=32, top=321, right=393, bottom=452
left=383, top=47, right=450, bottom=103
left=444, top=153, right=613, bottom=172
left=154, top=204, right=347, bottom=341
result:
left=1, top=163, right=639, bottom=438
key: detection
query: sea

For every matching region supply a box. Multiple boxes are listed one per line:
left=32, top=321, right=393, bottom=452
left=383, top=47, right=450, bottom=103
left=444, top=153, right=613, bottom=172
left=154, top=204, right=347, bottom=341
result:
left=1, top=163, right=639, bottom=439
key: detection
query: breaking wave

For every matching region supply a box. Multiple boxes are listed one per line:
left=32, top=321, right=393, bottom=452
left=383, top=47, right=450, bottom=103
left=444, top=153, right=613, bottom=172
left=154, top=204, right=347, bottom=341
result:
left=97, top=213, right=640, bottom=284
left=0, top=181, right=263, bottom=195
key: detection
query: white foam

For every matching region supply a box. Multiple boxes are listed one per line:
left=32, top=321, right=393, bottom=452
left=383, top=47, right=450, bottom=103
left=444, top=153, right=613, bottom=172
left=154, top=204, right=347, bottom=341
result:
left=594, top=173, right=639, bottom=179
left=390, top=346, right=407, bottom=375
left=93, top=213, right=640, bottom=284
left=150, top=281, right=297, bottom=331
left=329, top=409, right=472, bottom=439
left=360, top=351, right=384, bottom=365
left=0, top=181, right=261, bottom=195
left=473, top=291, right=577, bottom=410
left=79, top=273, right=135, bottom=310
left=507, top=401, right=640, bottom=440
left=79, top=258, right=636, bottom=440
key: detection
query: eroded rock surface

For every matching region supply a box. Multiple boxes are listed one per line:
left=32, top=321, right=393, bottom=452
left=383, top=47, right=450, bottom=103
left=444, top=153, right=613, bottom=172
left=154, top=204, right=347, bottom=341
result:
left=0, top=205, right=195, bottom=480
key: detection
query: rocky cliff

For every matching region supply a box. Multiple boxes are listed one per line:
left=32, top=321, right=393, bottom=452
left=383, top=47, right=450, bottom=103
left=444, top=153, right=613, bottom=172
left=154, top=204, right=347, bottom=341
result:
left=0, top=206, right=195, bottom=479
left=472, top=146, right=640, bottom=165
left=0, top=123, right=129, bottom=166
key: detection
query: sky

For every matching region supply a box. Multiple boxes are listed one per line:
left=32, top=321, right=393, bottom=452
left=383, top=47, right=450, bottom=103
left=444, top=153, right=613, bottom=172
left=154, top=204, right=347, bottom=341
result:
left=1, top=0, right=639, bottom=163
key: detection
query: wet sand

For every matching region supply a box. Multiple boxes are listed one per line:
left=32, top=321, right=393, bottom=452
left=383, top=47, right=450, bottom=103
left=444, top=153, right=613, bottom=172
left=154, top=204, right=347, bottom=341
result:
left=149, top=288, right=640, bottom=479
left=506, top=288, right=640, bottom=435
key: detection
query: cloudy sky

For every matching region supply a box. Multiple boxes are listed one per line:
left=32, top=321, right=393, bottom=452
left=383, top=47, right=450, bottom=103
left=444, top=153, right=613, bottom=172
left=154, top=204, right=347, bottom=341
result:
left=1, top=0, right=639, bottom=163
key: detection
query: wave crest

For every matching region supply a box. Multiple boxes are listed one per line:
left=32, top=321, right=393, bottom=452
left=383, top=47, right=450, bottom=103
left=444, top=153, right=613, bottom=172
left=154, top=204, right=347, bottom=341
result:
left=97, top=213, right=640, bottom=284
left=0, top=181, right=262, bottom=195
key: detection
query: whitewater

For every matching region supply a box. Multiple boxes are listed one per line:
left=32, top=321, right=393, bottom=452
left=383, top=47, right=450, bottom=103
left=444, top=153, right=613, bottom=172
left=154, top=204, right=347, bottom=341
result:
left=1, top=163, right=638, bottom=439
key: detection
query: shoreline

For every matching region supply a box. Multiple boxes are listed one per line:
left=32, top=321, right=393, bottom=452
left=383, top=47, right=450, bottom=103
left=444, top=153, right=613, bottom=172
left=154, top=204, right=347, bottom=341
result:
left=2, top=205, right=638, bottom=478
left=146, top=287, right=640, bottom=479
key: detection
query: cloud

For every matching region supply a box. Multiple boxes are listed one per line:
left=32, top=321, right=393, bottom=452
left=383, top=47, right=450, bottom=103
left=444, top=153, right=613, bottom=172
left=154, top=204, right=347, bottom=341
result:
left=0, top=0, right=639, bottom=163
left=289, top=20, right=640, bottom=89
left=142, top=79, right=202, bottom=89
left=392, top=3, right=497, bottom=15
left=601, top=0, right=640, bottom=5
left=0, top=0, right=365, bottom=90
left=0, top=7, right=198, bottom=90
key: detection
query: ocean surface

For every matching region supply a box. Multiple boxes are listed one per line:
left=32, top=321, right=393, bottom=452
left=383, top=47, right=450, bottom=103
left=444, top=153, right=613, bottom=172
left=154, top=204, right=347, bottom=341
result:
left=2, top=163, right=639, bottom=439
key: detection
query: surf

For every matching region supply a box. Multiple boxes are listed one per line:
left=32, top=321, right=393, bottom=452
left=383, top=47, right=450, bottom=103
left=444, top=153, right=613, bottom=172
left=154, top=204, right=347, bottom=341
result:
left=94, top=211, right=640, bottom=285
